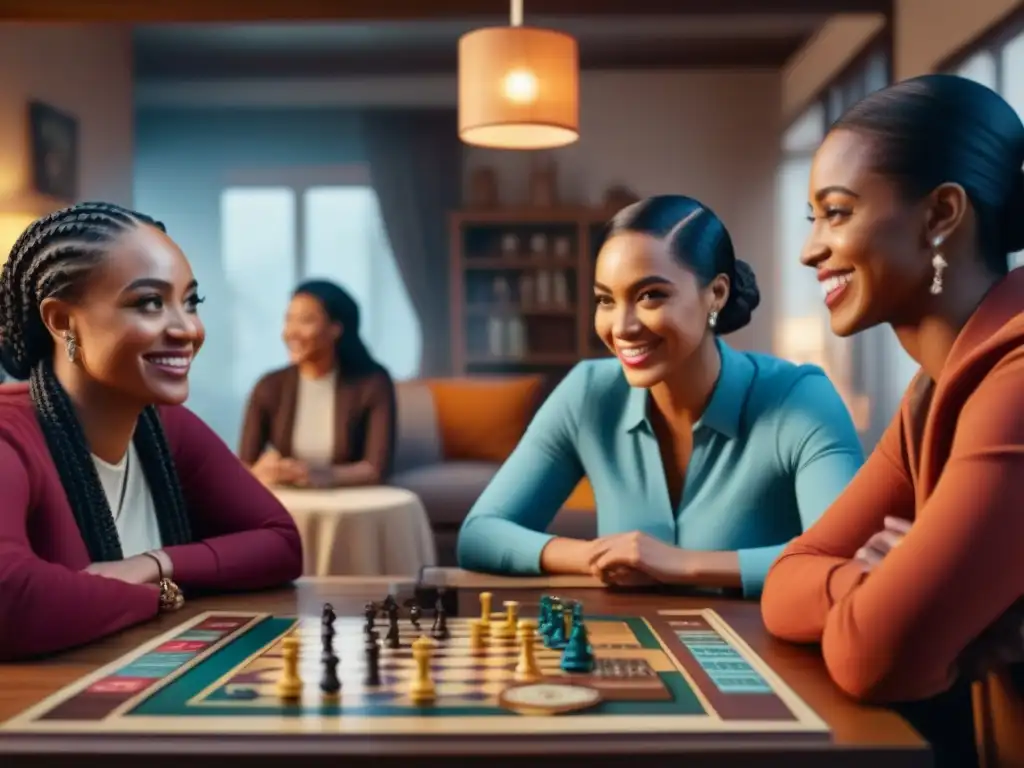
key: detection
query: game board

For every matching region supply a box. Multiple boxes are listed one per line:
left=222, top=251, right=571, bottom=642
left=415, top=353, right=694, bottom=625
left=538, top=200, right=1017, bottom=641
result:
left=1, top=602, right=831, bottom=739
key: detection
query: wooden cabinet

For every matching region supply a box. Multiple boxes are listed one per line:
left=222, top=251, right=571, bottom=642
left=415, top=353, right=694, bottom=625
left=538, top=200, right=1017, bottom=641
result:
left=449, top=207, right=616, bottom=375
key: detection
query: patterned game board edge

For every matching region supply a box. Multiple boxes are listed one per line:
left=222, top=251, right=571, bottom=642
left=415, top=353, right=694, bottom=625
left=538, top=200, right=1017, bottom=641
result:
left=0, top=611, right=268, bottom=730
left=658, top=609, right=829, bottom=733
left=638, top=616, right=720, bottom=720
left=187, top=616, right=298, bottom=707
left=0, top=712, right=833, bottom=736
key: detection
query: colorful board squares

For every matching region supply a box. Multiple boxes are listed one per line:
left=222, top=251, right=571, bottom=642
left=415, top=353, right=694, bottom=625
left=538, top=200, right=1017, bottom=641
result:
left=675, top=629, right=771, bottom=694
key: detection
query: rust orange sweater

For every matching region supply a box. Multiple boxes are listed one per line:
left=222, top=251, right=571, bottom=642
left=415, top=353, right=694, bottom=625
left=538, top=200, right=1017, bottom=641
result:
left=762, top=269, right=1024, bottom=706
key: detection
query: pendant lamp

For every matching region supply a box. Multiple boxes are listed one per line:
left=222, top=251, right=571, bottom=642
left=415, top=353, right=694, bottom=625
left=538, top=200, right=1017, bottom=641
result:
left=457, top=0, right=579, bottom=150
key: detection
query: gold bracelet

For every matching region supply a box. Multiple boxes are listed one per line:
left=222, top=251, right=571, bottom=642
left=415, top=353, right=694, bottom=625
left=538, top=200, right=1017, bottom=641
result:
left=142, top=552, right=184, bottom=612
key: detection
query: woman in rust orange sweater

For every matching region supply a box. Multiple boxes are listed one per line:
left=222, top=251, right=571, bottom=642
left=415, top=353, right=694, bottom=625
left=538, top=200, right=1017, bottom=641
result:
left=761, top=74, right=1024, bottom=766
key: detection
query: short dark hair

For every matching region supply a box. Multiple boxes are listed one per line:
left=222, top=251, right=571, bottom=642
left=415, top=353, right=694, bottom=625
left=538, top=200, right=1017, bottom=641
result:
left=832, top=73, right=1024, bottom=275
left=0, top=202, right=193, bottom=561
left=606, top=194, right=760, bottom=334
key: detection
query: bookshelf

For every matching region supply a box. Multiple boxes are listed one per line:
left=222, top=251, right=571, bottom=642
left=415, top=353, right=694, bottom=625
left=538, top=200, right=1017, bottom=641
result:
left=449, top=207, right=617, bottom=375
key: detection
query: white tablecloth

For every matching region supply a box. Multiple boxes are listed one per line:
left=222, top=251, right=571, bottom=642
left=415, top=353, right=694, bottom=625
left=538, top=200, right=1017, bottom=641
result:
left=272, top=486, right=437, bottom=577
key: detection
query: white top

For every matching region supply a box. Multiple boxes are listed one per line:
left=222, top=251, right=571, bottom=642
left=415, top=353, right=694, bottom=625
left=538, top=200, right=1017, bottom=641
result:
left=270, top=486, right=437, bottom=577
left=291, top=368, right=336, bottom=466
left=92, top=441, right=163, bottom=558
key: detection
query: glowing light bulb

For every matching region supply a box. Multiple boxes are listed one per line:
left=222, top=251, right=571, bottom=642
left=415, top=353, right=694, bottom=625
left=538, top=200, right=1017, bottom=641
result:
left=502, top=68, right=538, bottom=104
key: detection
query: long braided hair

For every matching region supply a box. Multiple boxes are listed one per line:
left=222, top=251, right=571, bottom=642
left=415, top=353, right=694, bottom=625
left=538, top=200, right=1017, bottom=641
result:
left=0, top=201, right=193, bottom=561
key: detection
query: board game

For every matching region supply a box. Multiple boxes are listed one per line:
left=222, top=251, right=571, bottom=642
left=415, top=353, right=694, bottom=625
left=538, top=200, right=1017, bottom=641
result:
left=1, top=593, right=831, bottom=739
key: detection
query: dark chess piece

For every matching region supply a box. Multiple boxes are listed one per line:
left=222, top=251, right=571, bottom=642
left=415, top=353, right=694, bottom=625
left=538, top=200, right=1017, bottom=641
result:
left=386, top=611, right=401, bottom=649
left=363, top=638, right=381, bottom=686
left=364, top=601, right=377, bottom=631
left=431, top=598, right=449, bottom=640
left=322, top=602, right=336, bottom=624
left=320, top=652, right=341, bottom=694
left=321, top=625, right=335, bottom=654
left=409, top=604, right=421, bottom=630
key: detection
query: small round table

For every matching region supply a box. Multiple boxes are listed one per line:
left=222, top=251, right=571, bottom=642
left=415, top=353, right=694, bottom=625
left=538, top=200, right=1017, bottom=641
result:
left=272, top=486, right=437, bottom=577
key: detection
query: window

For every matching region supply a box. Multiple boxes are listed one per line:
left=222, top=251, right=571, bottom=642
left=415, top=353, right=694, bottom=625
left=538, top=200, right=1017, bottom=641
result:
left=221, top=187, right=297, bottom=403
left=945, top=16, right=1024, bottom=268
left=955, top=50, right=998, bottom=88
left=303, top=186, right=421, bottom=380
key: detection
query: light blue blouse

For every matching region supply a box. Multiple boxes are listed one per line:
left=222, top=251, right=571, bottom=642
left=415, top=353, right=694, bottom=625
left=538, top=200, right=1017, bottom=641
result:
left=456, top=340, right=864, bottom=596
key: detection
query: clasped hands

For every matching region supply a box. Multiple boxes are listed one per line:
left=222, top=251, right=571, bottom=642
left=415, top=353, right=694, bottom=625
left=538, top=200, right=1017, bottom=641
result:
left=579, top=531, right=687, bottom=586
left=251, top=449, right=333, bottom=488
left=854, top=516, right=1024, bottom=678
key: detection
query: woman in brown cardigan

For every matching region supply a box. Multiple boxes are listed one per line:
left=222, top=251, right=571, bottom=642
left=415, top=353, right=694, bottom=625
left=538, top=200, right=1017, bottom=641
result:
left=239, top=280, right=396, bottom=489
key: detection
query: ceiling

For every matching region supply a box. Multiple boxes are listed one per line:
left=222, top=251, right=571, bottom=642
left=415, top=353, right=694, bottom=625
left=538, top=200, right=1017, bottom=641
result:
left=132, top=14, right=829, bottom=78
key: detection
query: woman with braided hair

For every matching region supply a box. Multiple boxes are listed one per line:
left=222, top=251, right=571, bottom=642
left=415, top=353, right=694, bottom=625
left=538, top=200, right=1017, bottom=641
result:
left=0, top=201, right=302, bottom=660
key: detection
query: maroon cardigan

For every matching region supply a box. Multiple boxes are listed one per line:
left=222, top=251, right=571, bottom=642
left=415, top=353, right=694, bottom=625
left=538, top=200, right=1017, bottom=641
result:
left=0, top=383, right=303, bottom=660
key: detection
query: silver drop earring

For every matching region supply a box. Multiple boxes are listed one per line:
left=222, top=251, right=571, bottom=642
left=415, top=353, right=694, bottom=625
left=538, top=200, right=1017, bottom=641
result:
left=708, top=310, right=718, bottom=329
left=64, top=332, right=77, bottom=362
left=930, top=236, right=947, bottom=295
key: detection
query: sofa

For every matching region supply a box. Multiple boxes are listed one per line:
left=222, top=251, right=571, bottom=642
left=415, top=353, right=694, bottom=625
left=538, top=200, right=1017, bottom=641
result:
left=389, top=374, right=597, bottom=566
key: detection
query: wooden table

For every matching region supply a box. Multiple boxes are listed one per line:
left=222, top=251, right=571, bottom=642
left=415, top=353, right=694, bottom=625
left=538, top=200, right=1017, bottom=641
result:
left=0, top=573, right=932, bottom=768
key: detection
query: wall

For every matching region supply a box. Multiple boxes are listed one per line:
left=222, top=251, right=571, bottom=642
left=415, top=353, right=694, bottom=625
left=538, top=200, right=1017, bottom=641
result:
left=0, top=23, right=134, bottom=219
left=135, top=69, right=781, bottom=441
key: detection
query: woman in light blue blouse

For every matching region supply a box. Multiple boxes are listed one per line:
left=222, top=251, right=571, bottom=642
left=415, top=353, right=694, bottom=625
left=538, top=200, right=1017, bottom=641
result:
left=456, top=195, right=865, bottom=597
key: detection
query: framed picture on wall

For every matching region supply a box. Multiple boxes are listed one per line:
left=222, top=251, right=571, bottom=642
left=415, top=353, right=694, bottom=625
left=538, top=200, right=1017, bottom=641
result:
left=28, top=100, right=78, bottom=201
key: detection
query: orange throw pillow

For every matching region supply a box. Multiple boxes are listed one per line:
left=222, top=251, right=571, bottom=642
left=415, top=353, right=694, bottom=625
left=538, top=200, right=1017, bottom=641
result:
left=427, top=376, right=543, bottom=462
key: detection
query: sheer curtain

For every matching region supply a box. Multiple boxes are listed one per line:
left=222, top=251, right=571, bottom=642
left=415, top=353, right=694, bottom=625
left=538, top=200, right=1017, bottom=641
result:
left=360, top=110, right=462, bottom=377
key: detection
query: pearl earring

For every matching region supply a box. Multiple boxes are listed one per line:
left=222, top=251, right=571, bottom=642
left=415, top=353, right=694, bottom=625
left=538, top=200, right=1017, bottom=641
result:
left=930, top=236, right=947, bottom=296
left=708, top=311, right=718, bottom=329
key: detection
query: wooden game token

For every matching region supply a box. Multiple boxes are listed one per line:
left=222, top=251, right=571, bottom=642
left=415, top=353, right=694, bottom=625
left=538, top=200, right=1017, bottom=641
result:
left=498, top=682, right=602, bottom=715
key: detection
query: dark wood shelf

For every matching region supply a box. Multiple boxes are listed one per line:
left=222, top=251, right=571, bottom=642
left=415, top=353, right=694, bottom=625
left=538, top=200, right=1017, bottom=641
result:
left=449, top=206, right=612, bottom=377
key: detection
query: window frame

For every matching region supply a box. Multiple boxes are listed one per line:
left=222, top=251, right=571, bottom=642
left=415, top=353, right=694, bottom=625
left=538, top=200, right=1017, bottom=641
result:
left=938, top=6, right=1024, bottom=90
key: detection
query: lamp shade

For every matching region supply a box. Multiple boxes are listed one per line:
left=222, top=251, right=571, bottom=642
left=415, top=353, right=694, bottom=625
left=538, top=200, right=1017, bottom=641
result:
left=458, top=26, right=579, bottom=150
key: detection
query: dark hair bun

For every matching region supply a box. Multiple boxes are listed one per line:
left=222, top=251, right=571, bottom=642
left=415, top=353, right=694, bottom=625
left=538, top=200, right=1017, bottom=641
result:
left=717, top=259, right=760, bottom=334
left=1003, top=168, right=1024, bottom=254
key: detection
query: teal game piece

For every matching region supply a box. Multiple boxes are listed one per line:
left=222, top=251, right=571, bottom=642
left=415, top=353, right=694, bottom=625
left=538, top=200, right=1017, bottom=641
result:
left=560, top=619, right=595, bottom=673
left=538, top=595, right=552, bottom=639
left=547, top=602, right=568, bottom=649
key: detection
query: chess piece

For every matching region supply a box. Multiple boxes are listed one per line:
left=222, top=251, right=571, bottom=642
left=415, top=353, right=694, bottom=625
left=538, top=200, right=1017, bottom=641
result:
left=479, top=591, right=492, bottom=632
left=469, top=618, right=486, bottom=650
left=363, top=636, right=381, bottom=686
left=386, top=613, right=401, bottom=649
left=560, top=620, right=595, bottom=673
left=492, top=600, right=518, bottom=640
left=515, top=619, right=542, bottom=682
left=409, top=604, right=422, bottom=630
left=409, top=635, right=436, bottom=703
left=322, top=602, right=336, bottom=624
left=431, top=598, right=449, bottom=640
left=364, top=601, right=377, bottom=631
left=320, top=652, right=341, bottom=695
left=276, top=636, right=302, bottom=699
left=538, top=595, right=553, bottom=638
left=547, top=603, right=568, bottom=649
